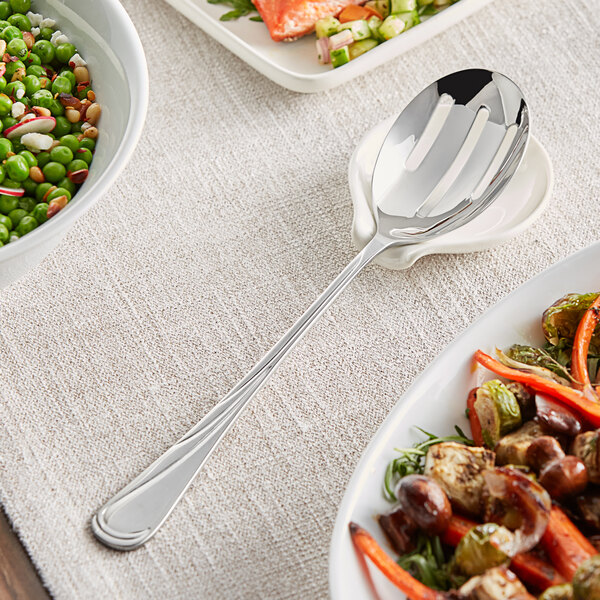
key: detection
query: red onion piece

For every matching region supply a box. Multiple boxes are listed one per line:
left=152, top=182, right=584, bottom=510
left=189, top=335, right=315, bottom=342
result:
left=483, top=467, right=551, bottom=556
left=328, top=29, right=354, bottom=51
left=316, top=37, right=330, bottom=65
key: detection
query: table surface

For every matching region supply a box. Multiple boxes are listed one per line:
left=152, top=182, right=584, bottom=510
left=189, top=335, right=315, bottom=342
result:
left=0, top=0, right=599, bottom=598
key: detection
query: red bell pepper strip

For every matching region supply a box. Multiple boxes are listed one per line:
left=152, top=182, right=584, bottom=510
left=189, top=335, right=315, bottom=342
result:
left=466, top=388, right=485, bottom=447
left=474, top=350, right=600, bottom=427
left=349, top=522, right=446, bottom=600
left=572, top=294, right=600, bottom=398
left=540, top=505, right=597, bottom=580
left=442, top=515, right=565, bottom=591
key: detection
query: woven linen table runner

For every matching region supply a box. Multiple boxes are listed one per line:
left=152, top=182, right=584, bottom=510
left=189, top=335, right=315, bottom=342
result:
left=0, top=0, right=599, bottom=597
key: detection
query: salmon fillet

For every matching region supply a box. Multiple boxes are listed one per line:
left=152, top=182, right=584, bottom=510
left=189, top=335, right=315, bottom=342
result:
left=253, top=0, right=363, bottom=42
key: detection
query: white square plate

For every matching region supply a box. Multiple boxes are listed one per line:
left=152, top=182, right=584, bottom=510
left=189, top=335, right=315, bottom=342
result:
left=164, top=0, right=493, bottom=92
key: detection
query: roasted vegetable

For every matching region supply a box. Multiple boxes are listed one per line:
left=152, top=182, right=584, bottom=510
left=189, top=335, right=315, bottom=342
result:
left=424, top=442, right=494, bottom=516
left=505, top=382, right=536, bottom=421
left=397, top=475, right=452, bottom=536
left=458, top=566, right=534, bottom=600
left=502, top=345, right=573, bottom=385
left=474, top=380, right=522, bottom=448
left=453, top=523, right=511, bottom=576
left=379, top=506, right=418, bottom=554
left=539, top=584, right=574, bottom=600
left=495, top=421, right=546, bottom=466
left=572, top=555, right=600, bottom=600
left=572, top=430, right=600, bottom=484
left=576, top=492, right=600, bottom=532
left=543, top=293, right=600, bottom=350
left=482, top=467, right=551, bottom=555
left=539, top=456, right=589, bottom=499
left=525, top=436, right=565, bottom=472
left=536, top=394, right=583, bottom=437
left=572, top=293, right=600, bottom=399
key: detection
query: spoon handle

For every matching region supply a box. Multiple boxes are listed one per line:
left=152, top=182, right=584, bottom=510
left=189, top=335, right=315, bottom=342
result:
left=91, top=235, right=389, bottom=550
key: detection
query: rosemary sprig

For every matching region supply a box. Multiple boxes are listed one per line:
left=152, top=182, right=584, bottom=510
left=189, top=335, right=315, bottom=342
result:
left=383, top=426, right=473, bottom=502
left=207, top=0, right=261, bottom=21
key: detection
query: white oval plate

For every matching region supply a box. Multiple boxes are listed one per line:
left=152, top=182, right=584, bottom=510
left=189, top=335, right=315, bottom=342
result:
left=350, top=115, right=554, bottom=270
left=329, top=241, right=600, bottom=600
left=163, top=0, right=493, bottom=93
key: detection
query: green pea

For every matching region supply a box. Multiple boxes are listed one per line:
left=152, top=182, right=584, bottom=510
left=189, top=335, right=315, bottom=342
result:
left=31, top=89, right=53, bottom=109
left=39, top=76, right=50, bottom=90
left=57, top=177, right=75, bottom=195
left=2, top=116, right=17, bottom=130
left=49, top=99, right=64, bottom=117
left=4, top=59, right=24, bottom=78
left=25, top=51, right=40, bottom=66
left=31, top=40, right=54, bottom=64
left=6, top=154, right=30, bottom=182
left=2, top=178, right=20, bottom=189
left=59, top=134, right=79, bottom=153
left=50, top=116, right=69, bottom=138
left=0, top=222, right=8, bottom=242
left=5, top=80, right=25, bottom=98
left=79, top=137, right=95, bottom=151
left=18, top=150, right=36, bottom=167
left=0, top=93, right=12, bottom=116
left=39, top=27, right=53, bottom=41
left=0, top=76, right=6, bottom=93
left=17, top=195, right=34, bottom=211
left=70, top=121, right=83, bottom=133
left=55, top=43, right=76, bottom=64
left=21, top=177, right=35, bottom=195
left=0, top=213, right=11, bottom=229
left=22, top=74, right=40, bottom=96
left=35, top=181, right=51, bottom=201
left=7, top=12, right=30, bottom=31
left=67, top=159, right=87, bottom=172
left=8, top=231, right=19, bottom=242
left=7, top=207, right=25, bottom=226
left=49, top=145, right=73, bottom=165
left=46, top=186, right=71, bottom=202
left=31, top=202, right=47, bottom=224
left=75, top=148, right=92, bottom=165
left=0, top=194, right=17, bottom=214
left=15, top=214, right=36, bottom=236
left=9, top=0, right=30, bottom=13
left=42, top=161, right=65, bottom=183
left=0, top=165, right=5, bottom=183
left=58, top=69, right=75, bottom=88
left=26, top=64, right=44, bottom=78
left=6, top=36, right=26, bottom=58
left=0, top=4, right=11, bottom=20
left=0, top=137, right=12, bottom=160
left=36, top=151, right=50, bottom=168
left=51, top=75, right=71, bottom=95
left=1, top=25, right=21, bottom=42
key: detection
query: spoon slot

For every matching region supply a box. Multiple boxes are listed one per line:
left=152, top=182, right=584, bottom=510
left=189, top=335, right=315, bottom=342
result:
left=416, top=106, right=490, bottom=217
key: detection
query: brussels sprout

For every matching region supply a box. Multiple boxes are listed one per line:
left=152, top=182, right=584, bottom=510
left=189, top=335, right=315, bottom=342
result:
left=573, top=555, right=600, bottom=599
left=453, top=523, right=511, bottom=576
left=539, top=584, right=574, bottom=600
left=543, top=293, right=600, bottom=350
left=502, top=345, right=573, bottom=385
left=474, top=380, right=522, bottom=448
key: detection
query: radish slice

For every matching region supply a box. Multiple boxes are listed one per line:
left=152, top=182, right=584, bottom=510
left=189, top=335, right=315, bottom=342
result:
left=4, top=116, right=56, bottom=139
left=21, top=132, right=53, bottom=151
left=0, top=186, right=24, bottom=197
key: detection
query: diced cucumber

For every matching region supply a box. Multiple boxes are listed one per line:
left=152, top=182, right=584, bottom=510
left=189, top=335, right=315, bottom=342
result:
left=366, top=0, right=389, bottom=18
left=339, top=19, right=371, bottom=41
left=330, top=46, right=350, bottom=68
left=379, top=15, right=405, bottom=39
left=391, top=0, right=416, bottom=12
left=367, top=15, right=384, bottom=40
left=348, top=38, right=379, bottom=60
left=315, top=16, right=340, bottom=38
left=395, top=10, right=420, bottom=29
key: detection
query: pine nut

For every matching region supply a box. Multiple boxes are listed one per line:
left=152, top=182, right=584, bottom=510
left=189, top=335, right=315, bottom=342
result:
left=73, top=66, right=89, bottom=83
left=83, top=126, right=98, bottom=139
left=85, top=103, right=101, bottom=125
left=29, top=166, right=44, bottom=183
left=66, top=107, right=80, bottom=123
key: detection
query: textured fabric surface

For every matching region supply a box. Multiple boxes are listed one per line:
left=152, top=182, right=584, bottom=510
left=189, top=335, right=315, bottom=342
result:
left=0, top=0, right=598, bottom=598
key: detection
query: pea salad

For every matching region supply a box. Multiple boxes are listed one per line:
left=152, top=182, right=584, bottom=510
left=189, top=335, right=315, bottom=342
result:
left=0, top=0, right=99, bottom=248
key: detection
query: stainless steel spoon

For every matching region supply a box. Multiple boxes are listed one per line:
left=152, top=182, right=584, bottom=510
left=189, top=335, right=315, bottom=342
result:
left=92, top=69, right=529, bottom=550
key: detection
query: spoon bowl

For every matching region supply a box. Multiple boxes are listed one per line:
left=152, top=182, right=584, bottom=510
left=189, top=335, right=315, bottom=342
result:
left=372, top=69, right=528, bottom=242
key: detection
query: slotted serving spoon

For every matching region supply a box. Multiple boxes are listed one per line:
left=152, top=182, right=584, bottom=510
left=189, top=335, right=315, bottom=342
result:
left=92, top=68, right=529, bottom=550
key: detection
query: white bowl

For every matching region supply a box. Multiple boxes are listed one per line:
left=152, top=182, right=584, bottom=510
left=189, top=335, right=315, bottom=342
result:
left=0, top=0, right=148, bottom=288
